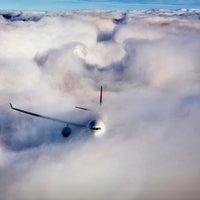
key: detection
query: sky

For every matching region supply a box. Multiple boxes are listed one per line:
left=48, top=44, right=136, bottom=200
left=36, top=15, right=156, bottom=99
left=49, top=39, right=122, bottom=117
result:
left=1, top=0, right=200, bottom=11
left=0, top=9, right=200, bottom=200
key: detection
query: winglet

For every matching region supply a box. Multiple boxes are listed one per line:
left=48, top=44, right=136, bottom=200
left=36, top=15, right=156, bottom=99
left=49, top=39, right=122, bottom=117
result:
left=9, top=103, right=13, bottom=109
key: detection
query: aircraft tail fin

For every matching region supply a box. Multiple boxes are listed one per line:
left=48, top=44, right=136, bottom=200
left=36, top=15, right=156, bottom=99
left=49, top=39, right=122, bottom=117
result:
left=100, top=86, right=103, bottom=107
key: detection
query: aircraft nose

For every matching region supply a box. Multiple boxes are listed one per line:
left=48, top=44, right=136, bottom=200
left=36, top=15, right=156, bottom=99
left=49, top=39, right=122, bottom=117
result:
left=88, top=120, right=106, bottom=136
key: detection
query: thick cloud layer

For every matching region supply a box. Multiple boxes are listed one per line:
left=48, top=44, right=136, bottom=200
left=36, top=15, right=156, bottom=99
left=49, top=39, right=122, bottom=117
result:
left=0, top=9, right=200, bottom=200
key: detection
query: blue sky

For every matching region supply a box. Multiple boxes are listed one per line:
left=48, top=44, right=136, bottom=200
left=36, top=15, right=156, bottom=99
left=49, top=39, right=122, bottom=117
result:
left=0, top=0, right=200, bottom=11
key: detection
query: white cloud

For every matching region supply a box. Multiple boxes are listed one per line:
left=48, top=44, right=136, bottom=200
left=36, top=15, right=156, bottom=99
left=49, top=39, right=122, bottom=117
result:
left=0, top=9, right=200, bottom=200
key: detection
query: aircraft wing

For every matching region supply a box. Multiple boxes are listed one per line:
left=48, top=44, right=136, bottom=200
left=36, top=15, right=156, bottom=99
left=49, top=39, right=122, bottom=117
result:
left=9, top=103, right=86, bottom=128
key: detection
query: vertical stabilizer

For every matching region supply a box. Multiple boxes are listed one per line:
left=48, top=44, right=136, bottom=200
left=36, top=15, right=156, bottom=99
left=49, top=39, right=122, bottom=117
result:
left=100, top=86, right=103, bottom=106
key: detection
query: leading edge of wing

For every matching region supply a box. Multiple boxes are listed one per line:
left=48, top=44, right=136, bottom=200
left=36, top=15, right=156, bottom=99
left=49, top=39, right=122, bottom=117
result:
left=9, top=103, right=86, bottom=128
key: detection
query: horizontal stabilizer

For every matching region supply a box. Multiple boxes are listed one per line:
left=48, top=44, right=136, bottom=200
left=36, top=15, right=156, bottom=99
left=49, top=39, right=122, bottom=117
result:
left=75, top=106, right=90, bottom=111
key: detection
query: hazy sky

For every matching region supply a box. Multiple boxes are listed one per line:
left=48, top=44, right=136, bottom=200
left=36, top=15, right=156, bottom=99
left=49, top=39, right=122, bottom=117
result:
left=1, top=0, right=200, bottom=11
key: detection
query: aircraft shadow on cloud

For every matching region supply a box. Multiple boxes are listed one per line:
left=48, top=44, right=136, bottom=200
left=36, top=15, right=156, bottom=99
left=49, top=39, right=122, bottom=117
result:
left=10, top=86, right=106, bottom=138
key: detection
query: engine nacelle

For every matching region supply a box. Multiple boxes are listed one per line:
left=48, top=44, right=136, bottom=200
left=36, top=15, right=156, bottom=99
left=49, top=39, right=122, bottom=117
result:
left=62, top=126, right=71, bottom=138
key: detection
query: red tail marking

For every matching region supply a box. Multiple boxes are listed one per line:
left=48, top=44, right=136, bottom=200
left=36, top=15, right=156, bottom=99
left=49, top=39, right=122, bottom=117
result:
left=100, top=86, right=103, bottom=106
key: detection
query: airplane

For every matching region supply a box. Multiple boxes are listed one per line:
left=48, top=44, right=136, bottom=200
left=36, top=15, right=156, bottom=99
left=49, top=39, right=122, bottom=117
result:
left=9, top=86, right=106, bottom=138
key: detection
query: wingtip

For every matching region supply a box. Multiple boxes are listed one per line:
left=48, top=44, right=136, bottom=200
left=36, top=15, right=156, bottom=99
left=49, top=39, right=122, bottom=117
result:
left=9, top=102, right=13, bottom=109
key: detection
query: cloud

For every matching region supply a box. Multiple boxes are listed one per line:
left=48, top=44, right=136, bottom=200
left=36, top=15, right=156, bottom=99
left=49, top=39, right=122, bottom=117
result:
left=0, top=9, right=200, bottom=200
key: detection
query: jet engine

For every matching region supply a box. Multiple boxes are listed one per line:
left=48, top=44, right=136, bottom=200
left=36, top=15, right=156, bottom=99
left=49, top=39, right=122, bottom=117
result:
left=62, top=126, right=71, bottom=137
